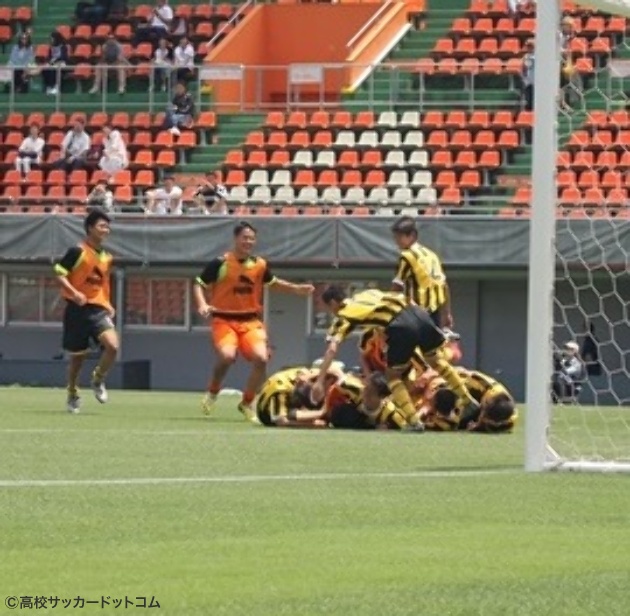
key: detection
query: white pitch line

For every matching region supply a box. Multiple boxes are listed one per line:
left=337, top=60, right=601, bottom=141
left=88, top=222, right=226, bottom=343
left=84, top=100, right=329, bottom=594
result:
left=0, top=469, right=517, bottom=489
left=0, top=428, right=292, bottom=436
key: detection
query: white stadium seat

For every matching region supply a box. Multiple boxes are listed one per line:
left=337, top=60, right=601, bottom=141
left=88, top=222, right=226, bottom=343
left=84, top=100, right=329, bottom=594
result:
left=292, top=151, right=313, bottom=168
left=249, top=186, right=271, bottom=203
left=380, top=131, right=402, bottom=149
left=321, top=186, right=342, bottom=204
left=410, top=171, right=432, bottom=188
left=387, top=170, right=409, bottom=187
left=377, top=111, right=398, bottom=128
left=247, top=170, right=269, bottom=186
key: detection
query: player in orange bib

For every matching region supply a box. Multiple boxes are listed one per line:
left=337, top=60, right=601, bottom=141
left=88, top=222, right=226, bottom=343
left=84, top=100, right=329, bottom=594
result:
left=53, top=210, right=118, bottom=414
left=193, top=221, right=314, bottom=422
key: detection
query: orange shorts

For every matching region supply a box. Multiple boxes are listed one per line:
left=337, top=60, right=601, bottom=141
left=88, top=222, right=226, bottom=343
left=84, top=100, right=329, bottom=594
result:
left=211, top=317, right=268, bottom=361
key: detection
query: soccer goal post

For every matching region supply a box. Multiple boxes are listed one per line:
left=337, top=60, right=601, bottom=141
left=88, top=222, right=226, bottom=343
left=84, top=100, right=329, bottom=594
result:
left=525, top=0, right=630, bottom=473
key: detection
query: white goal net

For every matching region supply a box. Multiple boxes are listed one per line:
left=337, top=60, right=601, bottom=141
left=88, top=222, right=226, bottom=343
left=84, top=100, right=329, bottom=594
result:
left=527, top=0, right=630, bottom=471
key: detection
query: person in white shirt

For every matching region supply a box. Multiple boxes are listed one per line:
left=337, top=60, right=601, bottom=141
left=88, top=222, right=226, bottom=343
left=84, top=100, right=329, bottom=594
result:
left=152, top=37, right=172, bottom=92
left=134, top=0, right=173, bottom=47
left=15, top=123, right=45, bottom=176
left=55, top=118, right=91, bottom=171
left=174, top=36, right=195, bottom=82
left=99, top=124, right=128, bottom=178
left=86, top=181, right=114, bottom=212
left=145, top=176, right=183, bottom=215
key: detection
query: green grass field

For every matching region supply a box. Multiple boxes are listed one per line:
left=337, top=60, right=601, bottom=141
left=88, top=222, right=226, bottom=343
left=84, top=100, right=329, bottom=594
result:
left=1, top=387, right=629, bottom=616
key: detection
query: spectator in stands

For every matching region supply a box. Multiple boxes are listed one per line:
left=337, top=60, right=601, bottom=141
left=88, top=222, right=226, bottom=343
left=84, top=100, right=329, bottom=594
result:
left=99, top=124, right=128, bottom=179
left=173, top=36, right=195, bottom=83
left=520, top=39, right=535, bottom=111
left=89, top=33, right=128, bottom=95
left=134, top=0, right=173, bottom=48
left=558, top=16, right=575, bottom=52
left=560, top=49, right=582, bottom=112
left=86, top=181, right=114, bottom=212
left=164, top=81, right=195, bottom=136
left=152, top=37, right=172, bottom=92
left=41, top=31, right=69, bottom=96
left=192, top=172, right=228, bottom=215
left=75, top=0, right=114, bottom=26
left=15, top=124, right=45, bottom=177
left=145, top=176, right=183, bottom=215
left=551, top=341, right=586, bottom=403
left=8, top=33, right=34, bottom=94
left=55, top=118, right=91, bottom=172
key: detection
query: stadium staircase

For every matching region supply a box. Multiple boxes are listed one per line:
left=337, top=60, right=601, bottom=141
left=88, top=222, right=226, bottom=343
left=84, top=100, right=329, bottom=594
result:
left=187, top=113, right=264, bottom=174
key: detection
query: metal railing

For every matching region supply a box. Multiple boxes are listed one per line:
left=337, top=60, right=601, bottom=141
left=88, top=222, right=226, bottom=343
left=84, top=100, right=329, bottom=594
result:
left=0, top=194, right=519, bottom=216
left=1, top=55, right=615, bottom=114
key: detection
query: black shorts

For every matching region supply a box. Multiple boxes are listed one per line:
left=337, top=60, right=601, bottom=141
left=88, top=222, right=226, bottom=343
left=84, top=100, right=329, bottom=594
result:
left=328, top=403, right=374, bottom=430
left=385, top=305, right=445, bottom=369
left=62, top=302, right=114, bottom=354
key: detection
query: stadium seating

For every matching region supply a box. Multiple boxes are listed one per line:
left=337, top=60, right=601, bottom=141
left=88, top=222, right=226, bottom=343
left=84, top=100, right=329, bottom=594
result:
left=1, top=0, right=629, bottom=218
left=0, top=111, right=217, bottom=213
left=220, top=108, right=535, bottom=208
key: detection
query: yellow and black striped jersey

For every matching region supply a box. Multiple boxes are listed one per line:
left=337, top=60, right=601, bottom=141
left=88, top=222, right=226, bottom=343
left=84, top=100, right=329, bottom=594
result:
left=326, top=290, right=408, bottom=343
left=393, top=242, right=446, bottom=313
left=257, top=367, right=308, bottom=423
left=457, top=368, right=505, bottom=405
left=325, top=374, right=364, bottom=411
left=456, top=368, right=517, bottom=432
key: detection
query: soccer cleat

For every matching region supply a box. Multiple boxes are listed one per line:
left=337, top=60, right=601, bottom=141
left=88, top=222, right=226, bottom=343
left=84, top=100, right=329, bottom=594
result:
left=66, top=392, right=81, bottom=414
left=404, top=421, right=425, bottom=433
left=91, top=375, right=108, bottom=404
left=238, top=402, right=260, bottom=425
left=442, top=327, right=461, bottom=341
left=201, top=392, right=218, bottom=416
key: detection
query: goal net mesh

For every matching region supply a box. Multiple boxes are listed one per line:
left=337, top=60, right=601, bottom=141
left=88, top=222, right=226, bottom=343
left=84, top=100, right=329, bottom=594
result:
left=546, top=0, right=630, bottom=466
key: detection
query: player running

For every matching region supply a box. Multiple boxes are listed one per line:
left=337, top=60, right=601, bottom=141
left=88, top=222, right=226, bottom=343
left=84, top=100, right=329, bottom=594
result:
left=311, top=287, right=478, bottom=425
left=53, top=209, right=118, bottom=413
left=193, top=221, right=314, bottom=422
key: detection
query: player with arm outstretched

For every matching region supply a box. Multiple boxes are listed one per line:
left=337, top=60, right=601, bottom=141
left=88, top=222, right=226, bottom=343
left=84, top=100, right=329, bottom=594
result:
left=53, top=210, right=118, bottom=413
left=193, top=221, right=314, bottom=422
left=311, top=286, right=477, bottom=425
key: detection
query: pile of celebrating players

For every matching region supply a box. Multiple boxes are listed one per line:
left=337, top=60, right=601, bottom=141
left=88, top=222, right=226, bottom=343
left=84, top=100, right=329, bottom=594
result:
left=254, top=333, right=517, bottom=433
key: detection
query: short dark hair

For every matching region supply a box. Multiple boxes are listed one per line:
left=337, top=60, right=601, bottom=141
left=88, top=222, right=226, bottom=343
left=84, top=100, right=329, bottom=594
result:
left=368, top=371, right=390, bottom=397
left=290, top=382, right=320, bottom=410
left=485, top=394, right=514, bottom=423
left=233, top=221, right=256, bottom=237
left=84, top=209, right=110, bottom=233
left=321, top=285, right=347, bottom=305
left=391, top=216, right=417, bottom=236
left=433, top=387, right=457, bottom=416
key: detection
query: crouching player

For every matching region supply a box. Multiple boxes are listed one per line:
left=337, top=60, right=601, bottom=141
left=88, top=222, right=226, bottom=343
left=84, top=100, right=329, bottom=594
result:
left=457, top=368, right=518, bottom=433
left=312, top=286, right=478, bottom=426
left=416, top=368, right=517, bottom=433
left=325, top=372, right=422, bottom=431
